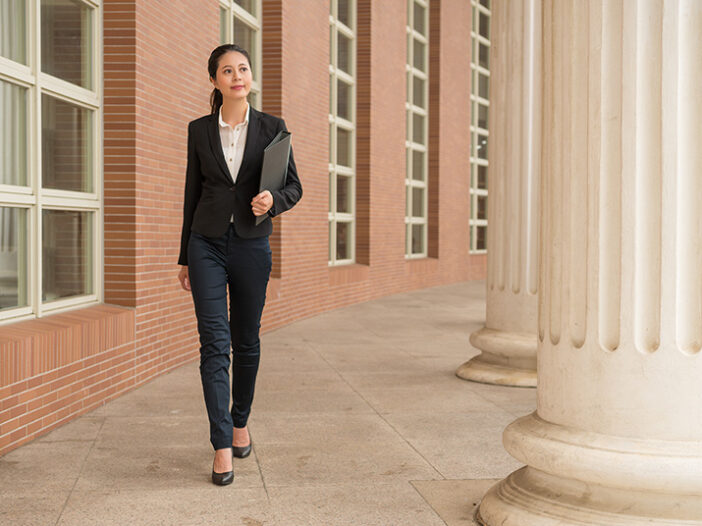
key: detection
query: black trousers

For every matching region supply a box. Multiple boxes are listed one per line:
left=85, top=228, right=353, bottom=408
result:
left=187, top=224, right=271, bottom=450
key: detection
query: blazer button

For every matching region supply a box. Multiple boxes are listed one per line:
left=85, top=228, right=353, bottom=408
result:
left=230, top=186, right=235, bottom=191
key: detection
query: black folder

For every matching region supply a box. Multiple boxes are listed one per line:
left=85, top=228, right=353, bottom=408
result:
left=256, top=130, right=292, bottom=225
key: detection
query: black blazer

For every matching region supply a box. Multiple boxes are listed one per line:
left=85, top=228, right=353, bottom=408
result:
left=178, top=107, right=302, bottom=265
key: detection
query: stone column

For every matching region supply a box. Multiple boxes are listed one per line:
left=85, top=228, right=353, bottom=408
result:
left=457, top=0, right=541, bottom=387
left=477, top=1, right=702, bottom=524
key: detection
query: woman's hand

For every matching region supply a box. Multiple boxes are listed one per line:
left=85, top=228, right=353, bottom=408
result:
left=178, top=266, right=191, bottom=291
left=251, top=190, right=273, bottom=217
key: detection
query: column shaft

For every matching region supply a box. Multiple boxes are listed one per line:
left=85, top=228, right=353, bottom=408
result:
left=478, top=1, right=702, bottom=523
left=457, top=0, right=541, bottom=387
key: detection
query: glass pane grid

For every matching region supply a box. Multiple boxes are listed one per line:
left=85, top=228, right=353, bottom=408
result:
left=329, top=0, right=356, bottom=266
left=405, top=0, right=429, bottom=258
left=469, top=0, right=489, bottom=255
left=1, top=0, right=102, bottom=320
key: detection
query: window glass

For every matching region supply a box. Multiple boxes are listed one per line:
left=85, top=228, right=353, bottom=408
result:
left=413, top=75, right=425, bottom=109
left=478, top=164, right=487, bottom=189
left=0, top=0, right=27, bottom=64
left=479, top=11, right=490, bottom=39
left=479, top=42, right=489, bottom=69
left=338, top=33, right=352, bottom=74
left=220, top=7, right=227, bottom=44
left=1, top=81, right=28, bottom=186
left=338, top=0, right=352, bottom=28
left=0, top=207, right=28, bottom=311
left=337, top=175, right=352, bottom=214
left=234, top=0, right=256, bottom=16
left=337, top=127, right=352, bottom=168
left=413, top=39, right=426, bottom=72
left=412, top=187, right=424, bottom=217
left=337, top=79, right=352, bottom=121
left=412, top=113, right=425, bottom=145
left=412, top=150, right=425, bottom=181
left=411, top=224, right=425, bottom=254
left=336, top=222, right=352, bottom=260
left=42, top=209, right=93, bottom=302
left=477, top=133, right=488, bottom=160
left=479, top=72, right=489, bottom=99
left=413, top=2, right=426, bottom=37
left=233, top=17, right=256, bottom=71
left=478, top=103, right=488, bottom=130
left=42, top=94, right=93, bottom=193
left=41, top=0, right=93, bottom=89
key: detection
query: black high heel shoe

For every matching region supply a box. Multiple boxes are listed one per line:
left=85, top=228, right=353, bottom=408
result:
left=232, top=428, right=252, bottom=458
left=211, top=468, right=234, bottom=485
left=232, top=441, right=252, bottom=458
left=211, top=450, right=234, bottom=486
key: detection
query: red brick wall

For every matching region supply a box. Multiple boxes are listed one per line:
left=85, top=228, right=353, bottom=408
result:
left=127, top=0, right=216, bottom=386
left=0, top=306, right=135, bottom=453
left=0, top=0, right=486, bottom=457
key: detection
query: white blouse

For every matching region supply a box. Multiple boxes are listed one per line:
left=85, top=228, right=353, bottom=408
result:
left=218, top=103, right=249, bottom=222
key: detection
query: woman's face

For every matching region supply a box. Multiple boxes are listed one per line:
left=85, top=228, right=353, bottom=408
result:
left=210, top=51, right=252, bottom=103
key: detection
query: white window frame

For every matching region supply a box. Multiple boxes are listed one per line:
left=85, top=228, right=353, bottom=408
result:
left=328, top=0, right=356, bottom=266
left=469, top=0, right=490, bottom=254
left=0, top=0, right=103, bottom=324
left=219, top=0, right=263, bottom=111
left=405, top=0, right=429, bottom=259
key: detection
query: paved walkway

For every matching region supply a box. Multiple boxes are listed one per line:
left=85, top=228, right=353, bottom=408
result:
left=0, top=281, right=535, bottom=526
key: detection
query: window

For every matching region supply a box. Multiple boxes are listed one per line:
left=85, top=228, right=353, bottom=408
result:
left=469, top=0, right=490, bottom=253
left=219, top=0, right=262, bottom=109
left=329, top=0, right=356, bottom=265
left=406, top=0, right=429, bottom=258
left=0, top=0, right=102, bottom=322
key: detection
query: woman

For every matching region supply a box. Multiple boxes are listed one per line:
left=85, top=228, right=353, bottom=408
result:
left=177, top=44, right=302, bottom=486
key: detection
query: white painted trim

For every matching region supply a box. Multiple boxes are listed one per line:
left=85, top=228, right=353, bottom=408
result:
left=0, top=0, right=102, bottom=321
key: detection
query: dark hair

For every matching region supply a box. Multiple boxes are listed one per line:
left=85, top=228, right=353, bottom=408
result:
left=208, top=44, right=252, bottom=115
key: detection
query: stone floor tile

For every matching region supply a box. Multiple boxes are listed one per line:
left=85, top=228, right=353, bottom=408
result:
left=254, top=367, right=349, bottom=393
left=103, top=370, right=206, bottom=418
left=252, top=385, right=373, bottom=415
left=249, top=414, right=441, bottom=486
left=267, top=482, right=446, bottom=526
left=411, top=478, right=500, bottom=525
left=257, top=344, right=331, bottom=373
left=57, top=487, right=271, bottom=526
left=36, top=416, right=105, bottom=443
left=383, top=411, right=523, bottom=479
left=464, top=381, right=537, bottom=418
left=73, top=416, right=263, bottom=492
left=0, top=441, right=93, bottom=492
left=0, top=490, right=69, bottom=526
left=358, top=381, right=504, bottom=415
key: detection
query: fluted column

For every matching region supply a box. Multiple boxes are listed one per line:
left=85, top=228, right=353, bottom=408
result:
left=457, top=0, right=541, bottom=387
left=477, top=1, right=702, bottom=524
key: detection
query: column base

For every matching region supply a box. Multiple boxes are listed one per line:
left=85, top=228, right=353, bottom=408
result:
left=456, top=358, right=536, bottom=387
left=456, top=327, right=537, bottom=387
left=476, top=412, right=702, bottom=525
left=476, top=466, right=702, bottom=525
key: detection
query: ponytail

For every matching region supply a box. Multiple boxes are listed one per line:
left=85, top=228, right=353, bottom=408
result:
left=210, top=88, right=223, bottom=115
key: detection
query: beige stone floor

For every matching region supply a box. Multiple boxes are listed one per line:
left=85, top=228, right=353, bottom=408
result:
left=0, top=280, right=535, bottom=526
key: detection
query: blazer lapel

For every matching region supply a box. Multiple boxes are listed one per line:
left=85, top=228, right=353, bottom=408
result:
left=207, top=106, right=261, bottom=183
left=236, top=107, right=259, bottom=182
left=207, top=112, right=231, bottom=181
